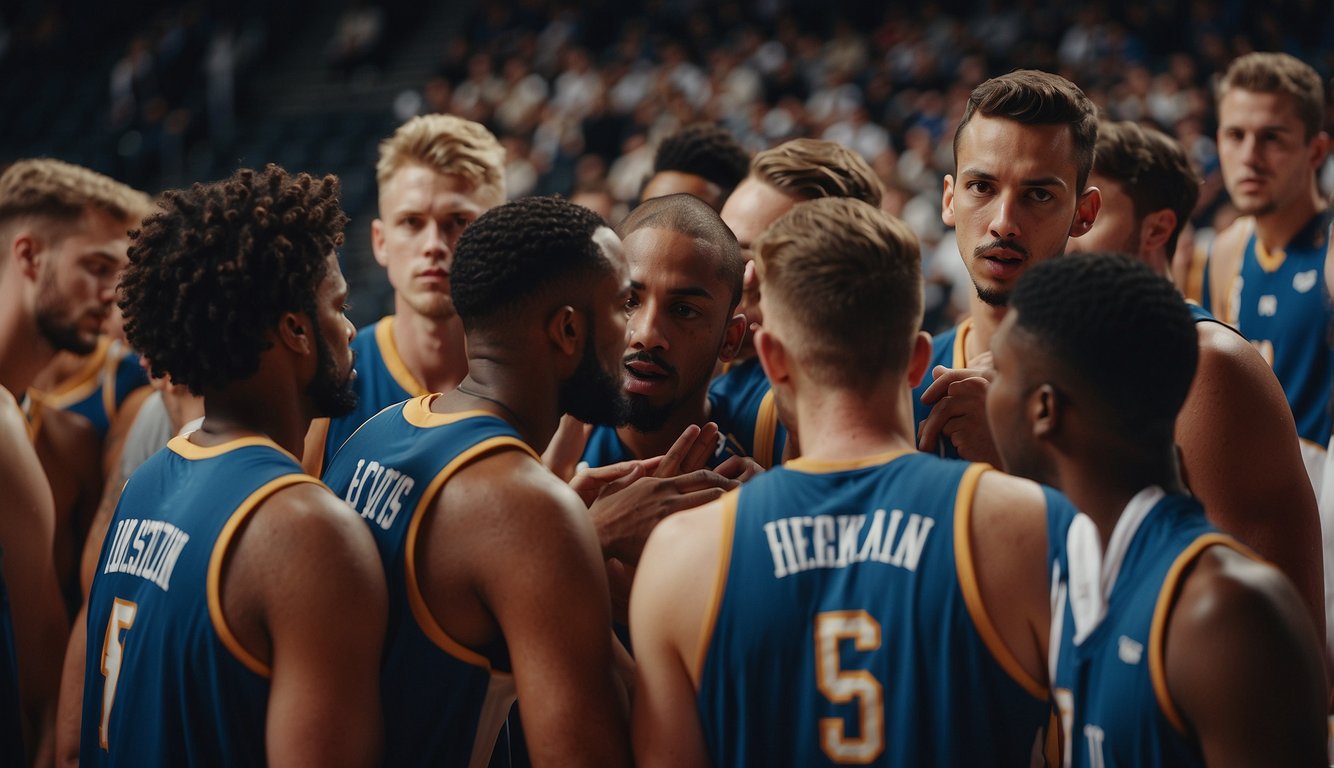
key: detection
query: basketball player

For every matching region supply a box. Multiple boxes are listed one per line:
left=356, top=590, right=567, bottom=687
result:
left=991, top=253, right=1327, bottom=765
left=712, top=138, right=885, bottom=467
left=915, top=69, right=1101, bottom=461
left=1069, top=119, right=1325, bottom=641
left=640, top=123, right=751, bottom=211
left=322, top=196, right=631, bottom=767
left=0, top=158, right=143, bottom=763
left=303, top=113, right=506, bottom=476
left=78, top=166, right=386, bottom=765
left=1203, top=52, right=1332, bottom=496
left=632, top=198, right=1067, bottom=766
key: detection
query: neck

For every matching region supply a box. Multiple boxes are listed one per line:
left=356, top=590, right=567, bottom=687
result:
left=1052, top=440, right=1183, bottom=549
left=617, top=390, right=711, bottom=460
left=192, top=385, right=313, bottom=459
left=1142, top=248, right=1174, bottom=281
left=1253, top=187, right=1327, bottom=253
left=963, top=295, right=1008, bottom=365
left=441, top=353, right=560, bottom=450
left=0, top=288, right=57, bottom=395
left=789, top=373, right=917, bottom=460
left=391, top=305, right=469, bottom=393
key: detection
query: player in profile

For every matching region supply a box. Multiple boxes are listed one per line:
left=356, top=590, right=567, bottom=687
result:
left=303, top=113, right=506, bottom=476
left=640, top=123, right=751, bottom=212
left=322, top=196, right=632, bottom=768
left=712, top=138, right=885, bottom=467
left=990, top=253, right=1327, bottom=765
left=78, top=165, right=387, bottom=766
left=631, top=197, right=1066, bottom=766
left=0, top=158, right=145, bottom=763
left=915, top=69, right=1101, bottom=461
left=1069, top=119, right=1325, bottom=640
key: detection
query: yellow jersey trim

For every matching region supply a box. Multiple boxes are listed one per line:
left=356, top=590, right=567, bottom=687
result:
left=754, top=389, right=779, bottom=469
left=35, top=337, right=111, bottom=407
left=377, top=316, right=429, bottom=398
left=168, top=434, right=302, bottom=465
left=23, top=396, right=43, bottom=444
left=1148, top=532, right=1250, bottom=736
left=954, top=463, right=1047, bottom=700
left=404, top=434, right=538, bottom=669
left=785, top=448, right=914, bottom=474
left=693, top=489, right=738, bottom=682
left=1254, top=238, right=1286, bottom=273
left=402, top=393, right=499, bottom=429
left=207, top=473, right=323, bottom=677
left=951, top=317, right=974, bottom=369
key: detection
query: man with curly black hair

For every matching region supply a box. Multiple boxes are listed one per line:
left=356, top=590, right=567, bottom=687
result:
left=323, top=195, right=633, bottom=768
left=641, top=123, right=751, bottom=211
left=75, top=165, right=387, bottom=767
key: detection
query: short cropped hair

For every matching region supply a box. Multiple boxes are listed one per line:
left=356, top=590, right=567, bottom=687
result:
left=120, top=165, right=347, bottom=395
left=754, top=197, right=921, bottom=389
left=653, top=124, right=751, bottom=200
left=953, top=70, right=1099, bottom=190
left=0, top=158, right=152, bottom=242
left=1009, top=252, right=1197, bottom=439
left=1218, top=52, right=1326, bottom=141
left=1093, top=120, right=1200, bottom=256
left=376, top=114, right=506, bottom=205
left=616, top=192, right=743, bottom=308
left=750, top=138, right=884, bottom=207
left=452, top=195, right=611, bottom=328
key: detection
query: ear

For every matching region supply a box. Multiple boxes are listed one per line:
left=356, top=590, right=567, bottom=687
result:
left=754, top=327, right=789, bottom=388
left=905, top=331, right=934, bottom=388
left=546, top=305, right=583, bottom=358
left=941, top=174, right=957, bottom=228
left=718, top=312, right=748, bottom=363
left=10, top=231, right=42, bottom=280
left=1069, top=185, right=1102, bottom=237
left=1031, top=383, right=1062, bottom=441
left=1308, top=131, right=1330, bottom=171
left=276, top=310, right=314, bottom=355
left=1140, top=209, right=1178, bottom=254
left=370, top=218, right=388, bottom=268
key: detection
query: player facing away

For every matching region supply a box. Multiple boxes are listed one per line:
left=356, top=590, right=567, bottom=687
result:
left=1069, top=119, right=1325, bottom=643
left=640, top=123, right=751, bottom=211
left=322, top=196, right=632, bottom=768
left=990, top=253, right=1328, bottom=766
left=80, top=166, right=387, bottom=766
left=631, top=197, right=1069, bottom=767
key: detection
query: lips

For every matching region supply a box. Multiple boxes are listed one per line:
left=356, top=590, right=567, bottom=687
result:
left=624, top=354, right=673, bottom=396
left=416, top=267, right=450, bottom=285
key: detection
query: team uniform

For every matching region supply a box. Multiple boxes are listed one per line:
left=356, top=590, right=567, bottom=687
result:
left=0, top=388, right=28, bottom=765
left=1202, top=211, right=1334, bottom=490
left=29, top=337, right=148, bottom=439
left=911, top=318, right=974, bottom=460
left=81, top=435, right=321, bottom=766
left=696, top=450, right=1060, bottom=766
left=311, top=316, right=429, bottom=476
left=1048, top=487, right=1249, bottom=767
left=707, top=357, right=787, bottom=468
left=323, top=395, right=532, bottom=768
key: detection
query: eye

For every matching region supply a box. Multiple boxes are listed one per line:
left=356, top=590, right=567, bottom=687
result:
left=624, top=293, right=640, bottom=313
left=1027, top=188, right=1054, bottom=203
left=966, top=180, right=994, bottom=195
left=672, top=303, right=702, bottom=319
left=401, top=216, right=423, bottom=229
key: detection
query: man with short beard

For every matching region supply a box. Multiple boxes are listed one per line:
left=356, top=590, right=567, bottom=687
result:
left=0, top=158, right=143, bottom=764
left=322, top=196, right=634, bottom=768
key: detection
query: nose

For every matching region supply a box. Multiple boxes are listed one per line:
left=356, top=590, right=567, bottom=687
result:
left=344, top=314, right=356, bottom=343
left=627, top=299, right=668, bottom=351
left=425, top=220, right=450, bottom=261
left=989, top=194, right=1021, bottom=241
left=1238, top=133, right=1261, bottom=166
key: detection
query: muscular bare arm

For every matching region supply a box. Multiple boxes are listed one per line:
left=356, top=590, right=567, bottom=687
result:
left=225, top=483, right=387, bottom=768
left=1204, top=217, right=1250, bottom=321
left=0, top=391, right=68, bottom=765
left=1177, top=323, right=1325, bottom=639
left=630, top=500, right=723, bottom=768
left=1168, top=547, right=1327, bottom=766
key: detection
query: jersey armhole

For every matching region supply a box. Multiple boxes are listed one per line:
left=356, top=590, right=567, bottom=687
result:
left=954, top=464, right=1048, bottom=700
left=377, top=316, right=430, bottom=397
left=404, top=436, right=537, bottom=670
left=1148, top=532, right=1251, bottom=736
left=207, top=473, right=325, bottom=677
left=754, top=391, right=779, bottom=469
left=692, top=489, right=739, bottom=682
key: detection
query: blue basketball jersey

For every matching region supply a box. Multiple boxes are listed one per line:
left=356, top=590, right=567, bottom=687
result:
left=1203, top=211, right=1334, bottom=447
left=579, top=396, right=749, bottom=471
left=81, top=435, right=321, bottom=766
left=697, top=451, right=1059, bottom=766
left=1048, top=489, right=1248, bottom=767
left=315, top=316, right=429, bottom=475
left=31, top=338, right=147, bottom=439
left=707, top=357, right=787, bottom=468
left=323, top=395, right=535, bottom=768
left=911, top=319, right=970, bottom=460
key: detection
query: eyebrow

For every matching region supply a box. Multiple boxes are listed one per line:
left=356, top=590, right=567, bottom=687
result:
left=961, top=168, right=1069, bottom=189
left=629, top=279, right=715, bottom=300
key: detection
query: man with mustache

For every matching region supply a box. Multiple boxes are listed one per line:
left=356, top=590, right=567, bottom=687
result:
left=0, top=158, right=145, bottom=764
left=914, top=70, right=1101, bottom=461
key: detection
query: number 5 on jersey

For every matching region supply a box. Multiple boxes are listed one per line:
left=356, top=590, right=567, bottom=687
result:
left=815, top=610, right=884, bottom=764
left=100, top=598, right=138, bottom=749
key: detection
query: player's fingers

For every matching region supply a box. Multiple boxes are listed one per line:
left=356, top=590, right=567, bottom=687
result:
left=917, top=399, right=953, bottom=452
left=670, top=468, right=740, bottom=494
left=598, top=462, right=647, bottom=497
left=678, top=421, right=720, bottom=473
left=715, top=455, right=763, bottom=482
left=918, top=365, right=961, bottom=404
left=656, top=423, right=703, bottom=476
